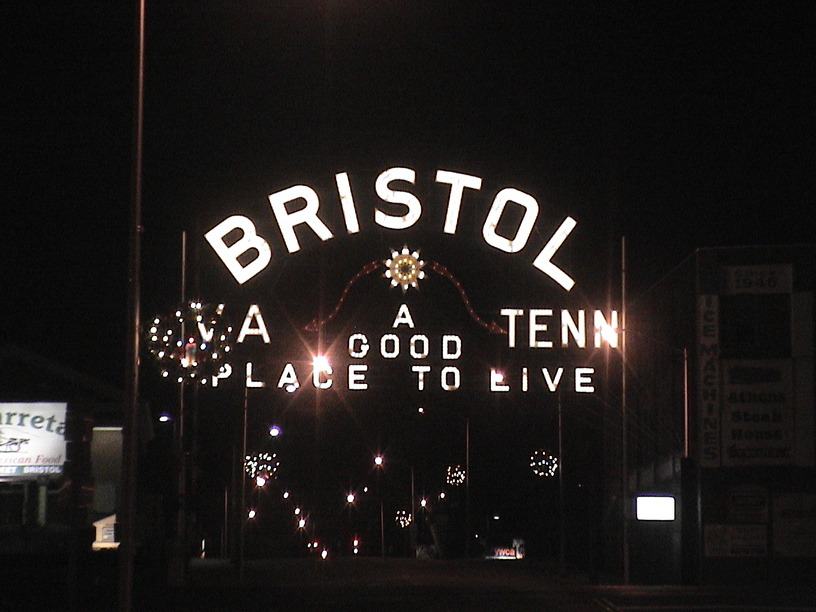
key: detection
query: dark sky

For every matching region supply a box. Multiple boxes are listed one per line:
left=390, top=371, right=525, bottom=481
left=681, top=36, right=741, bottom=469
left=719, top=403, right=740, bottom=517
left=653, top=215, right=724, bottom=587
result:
left=3, top=3, right=814, bottom=385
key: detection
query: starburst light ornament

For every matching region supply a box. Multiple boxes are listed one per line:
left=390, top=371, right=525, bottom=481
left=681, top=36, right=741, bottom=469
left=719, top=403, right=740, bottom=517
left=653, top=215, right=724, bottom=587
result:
left=530, top=450, right=559, bottom=477
left=244, top=452, right=280, bottom=480
left=146, top=301, right=233, bottom=384
left=384, top=247, right=426, bottom=292
left=446, top=465, right=466, bottom=486
left=395, top=510, right=412, bottom=529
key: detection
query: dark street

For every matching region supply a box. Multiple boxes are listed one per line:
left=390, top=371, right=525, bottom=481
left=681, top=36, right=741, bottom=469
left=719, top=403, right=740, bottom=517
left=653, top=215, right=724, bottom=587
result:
left=7, top=553, right=815, bottom=611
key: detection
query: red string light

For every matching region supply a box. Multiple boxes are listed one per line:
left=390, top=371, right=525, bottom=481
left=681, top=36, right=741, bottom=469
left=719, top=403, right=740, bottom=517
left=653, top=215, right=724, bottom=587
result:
left=427, top=261, right=507, bottom=334
left=303, top=260, right=381, bottom=331
left=304, top=253, right=507, bottom=335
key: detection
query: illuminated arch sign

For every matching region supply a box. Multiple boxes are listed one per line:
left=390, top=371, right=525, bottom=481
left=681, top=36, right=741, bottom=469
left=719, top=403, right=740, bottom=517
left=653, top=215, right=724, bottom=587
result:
left=215, top=302, right=618, bottom=394
left=197, top=166, right=618, bottom=396
left=205, top=167, right=577, bottom=291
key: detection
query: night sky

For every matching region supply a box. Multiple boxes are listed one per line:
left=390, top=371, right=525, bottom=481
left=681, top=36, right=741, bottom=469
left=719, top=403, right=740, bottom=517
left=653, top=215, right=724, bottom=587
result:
left=3, top=2, right=814, bottom=555
left=3, top=2, right=814, bottom=384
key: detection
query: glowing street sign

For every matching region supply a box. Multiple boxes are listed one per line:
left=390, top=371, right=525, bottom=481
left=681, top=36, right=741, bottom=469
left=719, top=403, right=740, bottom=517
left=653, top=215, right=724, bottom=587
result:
left=191, top=166, right=623, bottom=397
left=205, top=166, right=577, bottom=290
left=207, top=301, right=618, bottom=393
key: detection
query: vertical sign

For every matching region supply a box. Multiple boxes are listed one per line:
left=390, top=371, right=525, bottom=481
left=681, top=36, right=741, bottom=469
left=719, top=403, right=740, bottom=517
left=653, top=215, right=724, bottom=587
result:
left=698, top=295, right=720, bottom=467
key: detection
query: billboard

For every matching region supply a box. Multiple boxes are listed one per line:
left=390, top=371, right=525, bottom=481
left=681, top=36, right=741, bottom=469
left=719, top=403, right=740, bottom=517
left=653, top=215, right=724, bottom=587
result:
left=0, top=402, right=66, bottom=479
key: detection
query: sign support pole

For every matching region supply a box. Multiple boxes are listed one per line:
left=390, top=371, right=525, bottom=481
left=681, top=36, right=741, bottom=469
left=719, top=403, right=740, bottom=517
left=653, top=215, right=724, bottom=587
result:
left=621, top=235, right=629, bottom=585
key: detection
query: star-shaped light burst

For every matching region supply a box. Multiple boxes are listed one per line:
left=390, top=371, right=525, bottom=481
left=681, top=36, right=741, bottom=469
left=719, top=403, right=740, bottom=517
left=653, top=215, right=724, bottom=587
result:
left=384, top=247, right=426, bottom=292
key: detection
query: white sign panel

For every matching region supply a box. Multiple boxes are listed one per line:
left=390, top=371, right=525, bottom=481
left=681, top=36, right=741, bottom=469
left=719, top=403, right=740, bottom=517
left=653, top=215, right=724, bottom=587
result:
left=636, top=495, right=676, bottom=521
left=0, top=402, right=66, bottom=479
left=722, top=265, right=793, bottom=294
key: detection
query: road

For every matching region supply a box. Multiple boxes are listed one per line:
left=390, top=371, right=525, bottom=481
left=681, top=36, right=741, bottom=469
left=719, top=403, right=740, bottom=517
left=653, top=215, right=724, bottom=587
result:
left=6, top=553, right=815, bottom=611
left=160, top=557, right=601, bottom=611
left=142, top=557, right=815, bottom=612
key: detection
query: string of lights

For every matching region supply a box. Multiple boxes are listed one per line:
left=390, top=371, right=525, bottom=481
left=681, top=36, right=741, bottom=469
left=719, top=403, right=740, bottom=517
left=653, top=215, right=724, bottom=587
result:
left=303, top=248, right=507, bottom=334
left=303, top=260, right=381, bottom=331
left=427, top=261, right=506, bottom=334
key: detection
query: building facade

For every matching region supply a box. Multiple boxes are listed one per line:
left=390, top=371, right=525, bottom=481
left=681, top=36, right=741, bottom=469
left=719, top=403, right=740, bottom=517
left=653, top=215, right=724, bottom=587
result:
left=626, top=245, right=815, bottom=584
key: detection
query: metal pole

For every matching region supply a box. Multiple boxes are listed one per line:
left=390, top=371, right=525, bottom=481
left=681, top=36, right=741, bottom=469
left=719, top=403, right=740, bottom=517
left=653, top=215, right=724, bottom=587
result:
left=621, top=235, right=629, bottom=585
left=120, top=0, right=144, bottom=609
left=465, top=417, right=471, bottom=557
left=378, top=467, right=385, bottom=557
left=683, top=347, right=689, bottom=458
left=37, top=478, right=47, bottom=527
left=171, top=232, right=188, bottom=586
left=558, top=392, right=566, bottom=574
left=239, top=384, right=248, bottom=583
left=380, top=499, right=385, bottom=558
left=410, top=466, right=415, bottom=555
left=222, top=485, right=229, bottom=559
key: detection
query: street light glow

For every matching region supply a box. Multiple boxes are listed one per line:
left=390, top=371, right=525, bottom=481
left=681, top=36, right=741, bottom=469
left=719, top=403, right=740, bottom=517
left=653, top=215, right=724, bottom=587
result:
left=313, top=354, right=330, bottom=371
left=598, top=319, right=620, bottom=347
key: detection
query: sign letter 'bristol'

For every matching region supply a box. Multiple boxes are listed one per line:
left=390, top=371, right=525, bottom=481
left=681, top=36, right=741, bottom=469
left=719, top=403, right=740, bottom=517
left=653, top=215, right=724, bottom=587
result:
left=204, top=167, right=577, bottom=290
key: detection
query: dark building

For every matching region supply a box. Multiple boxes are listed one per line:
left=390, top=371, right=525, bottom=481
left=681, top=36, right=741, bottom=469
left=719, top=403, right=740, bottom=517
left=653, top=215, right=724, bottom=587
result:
left=0, top=346, right=129, bottom=603
left=623, top=245, right=815, bottom=584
